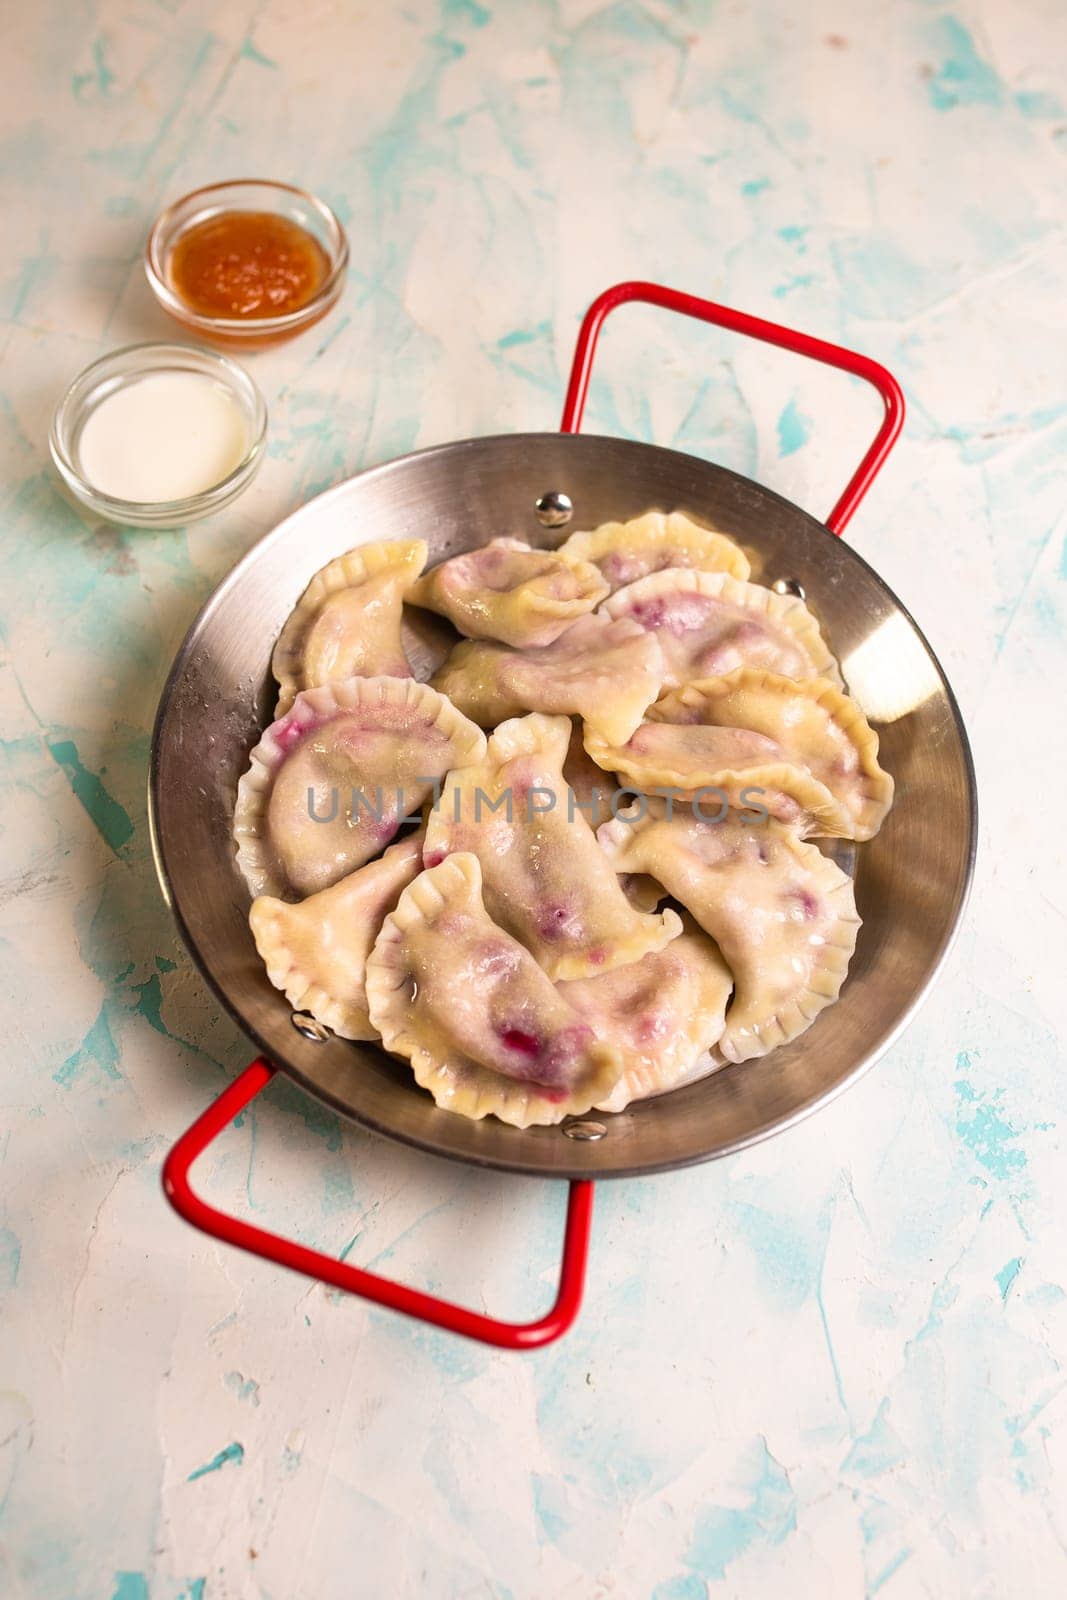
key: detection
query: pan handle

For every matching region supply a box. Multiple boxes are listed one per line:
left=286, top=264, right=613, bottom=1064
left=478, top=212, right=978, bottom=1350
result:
left=162, top=1058, right=594, bottom=1350
left=560, top=280, right=904, bottom=535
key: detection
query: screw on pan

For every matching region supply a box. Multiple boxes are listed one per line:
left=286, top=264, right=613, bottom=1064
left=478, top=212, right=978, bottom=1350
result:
left=772, top=576, right=806, bottom=599
left=291, top=1011, right=330, bottom=1042
left=561, top=1118, right=607, bottom=1141
left=535, top=490, right=573, bottom=528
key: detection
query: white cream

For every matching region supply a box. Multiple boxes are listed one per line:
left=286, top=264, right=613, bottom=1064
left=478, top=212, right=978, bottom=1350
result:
left=76, top=371, right=250, bottom=503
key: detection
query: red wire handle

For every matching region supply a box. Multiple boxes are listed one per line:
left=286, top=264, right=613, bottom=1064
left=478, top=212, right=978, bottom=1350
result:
left=560, top=280, right=905, bottom=534
left=161, top=282, right=902, bottom=1349
left=163, top=1060, right=594, bottom=1349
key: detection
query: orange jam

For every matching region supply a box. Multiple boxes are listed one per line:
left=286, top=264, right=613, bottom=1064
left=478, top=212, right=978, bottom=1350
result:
left=168, top=210, right=330, bottom=320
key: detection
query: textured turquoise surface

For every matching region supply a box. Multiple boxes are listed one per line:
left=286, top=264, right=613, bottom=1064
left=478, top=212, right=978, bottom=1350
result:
left=1, top=2, right=1065, bottom=1596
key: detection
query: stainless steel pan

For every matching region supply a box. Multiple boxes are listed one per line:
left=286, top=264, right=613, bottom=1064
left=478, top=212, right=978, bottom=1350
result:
left=150, top=285, right=976, bottom=1343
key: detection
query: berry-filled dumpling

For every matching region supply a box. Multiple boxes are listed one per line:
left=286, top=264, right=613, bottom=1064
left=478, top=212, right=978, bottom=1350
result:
left=557, top=510, right=750, bottom=592
left=409, top=537, right=608, bottom=648
left=248, top=833, right=425, bottom=1041
left=601, top=568, right=841, bottom=689
left=599, top=802, right=860, bottom=1063
left=423, top=712, right=681, bottom=980
left=431, top=611, right=664, bottom=749
left=272, top=539, right=427, bottom=716
left=585, top=668, right=894, bottom=841
left=365, top=853, right=624, bottom=1127
left=560, top=916, right=733, bottom=1112
left=234, top=676, right=485, bottom=899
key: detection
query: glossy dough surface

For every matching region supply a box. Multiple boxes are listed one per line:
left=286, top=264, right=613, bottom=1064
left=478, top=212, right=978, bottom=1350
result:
left=249, top=834, right=424, bottom=1040
left=365, top=853, right=623, bottom=1127
left=560, top=916, right=733, bottom=1110
left=558, top=511, right=750, bottom=591
left=586, top=668, right=894, bottom=840
left=602, top=568, right=841, bottom=689
left=272, top=539, right=427, bottom=716
left=599, top=804, right=860, bottom=1063
left=423, top=712, right=682, bottom=980
left=234, top=675, right=486, bottom=898
left=432, top=612, right=665, bottom=747
left=236, top=508, right=894, bottom=1129
left=410, top=537, right=608, bottom=647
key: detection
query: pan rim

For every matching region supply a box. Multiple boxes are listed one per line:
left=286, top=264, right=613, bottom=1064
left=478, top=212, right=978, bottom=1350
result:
left=148, top=430, right=978, bottom=1179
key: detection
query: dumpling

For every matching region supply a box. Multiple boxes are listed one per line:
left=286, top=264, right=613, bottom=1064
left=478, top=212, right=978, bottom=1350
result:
left=557, top=723, right=662, bottom=911
left=559, top=917, right=733, bottom=1112
left=557, top=510, right=750, bottom=591
left=249, top=833, right=424, bottom=1040
left=431, top=612, right=664, bottom=749
left=234, top=676, right=485, bottom=899
left=422, top=712, right=682, bottom=980
left=598, top=803, right=860, bottom=1063
left=409, top=537, right=608, bottom=647
left=584, top=668, right=894, bottom=840
left=365, top=852, right=623, bottom=1127
left=272, top=539, right=427, bottom=716
left=601, top=568, right=841, bottom=689
left=563, top=717, right=615, bottom=831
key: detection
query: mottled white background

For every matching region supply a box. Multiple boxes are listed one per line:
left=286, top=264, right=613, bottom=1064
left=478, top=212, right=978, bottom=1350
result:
left=2, top=1, right=1065, bottom=1597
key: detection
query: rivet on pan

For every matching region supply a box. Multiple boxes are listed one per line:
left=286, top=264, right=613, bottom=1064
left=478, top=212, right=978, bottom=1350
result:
left=291, top=1011, right=330, bottom=1043
left=772, top=577, right=806, bottom=600
left=562, top=1118, right=607, bottom=1141
left=535, top=490, right=573, bottom=529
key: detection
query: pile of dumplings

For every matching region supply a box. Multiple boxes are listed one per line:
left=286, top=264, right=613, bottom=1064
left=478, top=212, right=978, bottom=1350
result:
left=234, top=511, right=894, bottom=1129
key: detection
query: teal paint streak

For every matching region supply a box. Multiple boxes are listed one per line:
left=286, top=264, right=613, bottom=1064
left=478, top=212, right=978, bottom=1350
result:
left=741, top=177, right=770, bottom=195
left=133, top=974, right=167, bottom=1036
left=110, top=1576, right=149, bottom=1600
left=178, top=1583, right=206, bottom=1600
left=925, top=18, right=1002, bottom=112
left=729, top=1198, right=823, bottom=1309
left=842, top=1399, right=905, bottom=1478
left=1058, top=534, right=1067, bottom=580
left=531, top=1471, right=569, bottom=1542
left=652, top=1578, right=707, bottom=1600
left=0, top=1227, right=21, bottom=1291
left=225, top=1371, right=261, bottom=1405
left=773, top=272, right=816, bottom=298
left=498, top=320, right=549, bottom=348
left=240, top=37, right=279, bottom=69
left=7, top=233, right=55, bottom=322
left=686, top=1437, right=797, bottom=1580
left=996, top=1256, right=1024, bottom=1301
left=54, top=1004, right=122, bottom=1088
left=955, top=1054, right=1026, bottom=1178
left=268, top=1076, right=344, bottom=1151
left=47, top=739, right=134, bottom=853
left=777, top=398, right=811, bottom=457
left=444, top=0, right=491, bottom=24
left=322, top=1159, right=356, bottom=1216
left=1015, top=89, right=1063, bottom=119
left=870, top=1547, right=912, bottom=1593
left=73, top=37, right=117, bottom=101
left=188, top=1441, right=245, bottom=1481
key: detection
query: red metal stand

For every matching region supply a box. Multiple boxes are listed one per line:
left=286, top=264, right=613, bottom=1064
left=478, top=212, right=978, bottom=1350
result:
left=559, top=279, right=904, bottom=534
left=163, top=1059, right=594, bottom=1350
left=161, top=283, right=904, bottom=1348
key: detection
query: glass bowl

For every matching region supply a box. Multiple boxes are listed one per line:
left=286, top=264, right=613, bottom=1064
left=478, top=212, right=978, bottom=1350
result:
left=50, top=343, right=268, bottom=528
left=145, top=179, right=349, bottom=347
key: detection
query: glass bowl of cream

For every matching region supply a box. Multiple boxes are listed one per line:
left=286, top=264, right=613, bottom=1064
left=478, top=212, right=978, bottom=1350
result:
left=50, top=343, right=267, bottom=528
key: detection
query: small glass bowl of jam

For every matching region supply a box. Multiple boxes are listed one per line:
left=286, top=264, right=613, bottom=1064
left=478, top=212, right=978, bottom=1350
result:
left=146, top=179, right=349, bottom=347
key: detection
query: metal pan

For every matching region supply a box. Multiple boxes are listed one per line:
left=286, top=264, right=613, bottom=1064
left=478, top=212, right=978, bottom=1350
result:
left=150, top=284, right=976, bottom=1344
